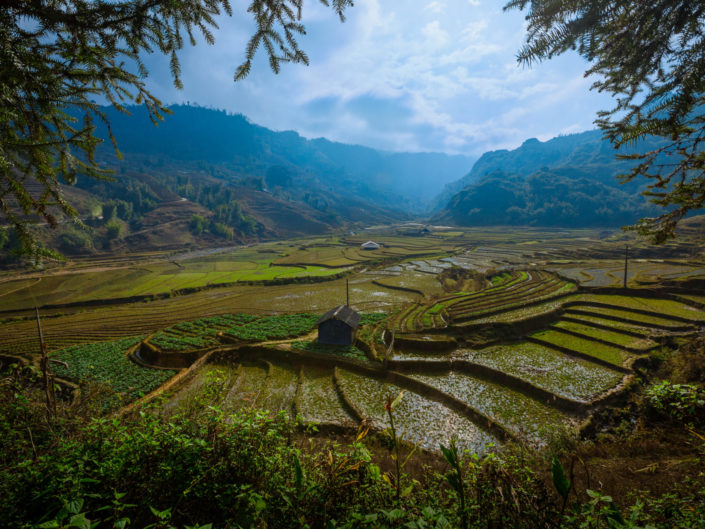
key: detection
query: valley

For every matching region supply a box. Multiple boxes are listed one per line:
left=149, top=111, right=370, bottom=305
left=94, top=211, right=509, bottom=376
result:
left=3, top=222, right=703, bottom=453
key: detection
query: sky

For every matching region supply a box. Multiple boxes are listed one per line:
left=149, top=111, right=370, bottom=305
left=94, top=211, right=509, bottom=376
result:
left=142, top=0, right=615, bottom=156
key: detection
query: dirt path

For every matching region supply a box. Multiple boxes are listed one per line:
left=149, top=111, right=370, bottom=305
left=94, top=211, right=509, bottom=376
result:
left=258, top=330, right=318, bottom=347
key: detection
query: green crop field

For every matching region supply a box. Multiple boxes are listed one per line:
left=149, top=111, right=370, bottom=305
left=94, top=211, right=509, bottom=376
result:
left=567, top=306, right=693, bottom=328
left=51, top=337, right=176, bottom=407
left=224, top=313, right=319, bottom=341
left=530, top=329, right=630, bottom=367
left=552, top=320, right=656, bottom=350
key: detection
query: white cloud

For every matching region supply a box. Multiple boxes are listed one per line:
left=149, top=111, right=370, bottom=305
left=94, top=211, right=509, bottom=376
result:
left=142, top=0, right=613, bottom=156
left=421, top=21, right=450, bottom=48
left=425, top=1, right=446, bottom=14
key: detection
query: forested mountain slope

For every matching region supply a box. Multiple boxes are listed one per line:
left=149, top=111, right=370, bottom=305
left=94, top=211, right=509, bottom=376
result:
left=433, top=130, right=665, bottom=227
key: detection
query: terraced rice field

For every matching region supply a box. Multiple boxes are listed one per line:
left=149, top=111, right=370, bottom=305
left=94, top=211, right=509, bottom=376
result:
left=570, top=294, right=705, bottom=321
left=4, top=227, right=705, bottom=454
left=561, top=314, right=660, bottom=335
left=402, top=270, right=576, bottom=330
left=164, top=364, right=237, bottom=413
left=552, top=320, right=656, bottom=350
left=529, top=329, right=631, bottom=367
left=298, top=366, right=352, bottom=424
left=222, top=363, right=270, bottom=410
left=447, top=272, right=576, bottom=324
left=260, top=363, right=299, bottom=414
left=335, top=369, right=499, bottom=452
left=0, top=248, right=347, bottom=312
left=408, top=372, right=572, bottom=442
left=565, top=306, right=693, bottom=329
left=458, top=343, right=624, bottom=402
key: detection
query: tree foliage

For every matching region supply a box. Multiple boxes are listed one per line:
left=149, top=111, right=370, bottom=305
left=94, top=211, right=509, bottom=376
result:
left=0, top=0, right=350, bottom=262
left=505, top=0, right=705, bottom=242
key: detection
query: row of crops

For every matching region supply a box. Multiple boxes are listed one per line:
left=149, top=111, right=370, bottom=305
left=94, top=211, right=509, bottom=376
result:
left=149, top=314, right=262, bottom=351
left=51, top=336, right=176, bottom=408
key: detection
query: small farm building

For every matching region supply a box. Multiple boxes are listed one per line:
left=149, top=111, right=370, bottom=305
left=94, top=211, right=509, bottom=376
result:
left=316, top=305, right=361, bottom=346
left=360, top=241, right=380, bottom=250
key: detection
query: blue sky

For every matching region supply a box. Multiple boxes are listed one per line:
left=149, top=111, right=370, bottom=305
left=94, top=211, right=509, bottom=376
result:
left=143, top=0, right=614, bottom=156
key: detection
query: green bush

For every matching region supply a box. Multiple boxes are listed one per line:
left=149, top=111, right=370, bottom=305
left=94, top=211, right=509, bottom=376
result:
left=0, top=386, right=703, bottom=529
left=210, top=221, right=234, bottom=240
left=646, top=381, right=705, bottom=422
left=57, top=228, right=93, bottom=252
left=189, top=214, right=207, bottom=235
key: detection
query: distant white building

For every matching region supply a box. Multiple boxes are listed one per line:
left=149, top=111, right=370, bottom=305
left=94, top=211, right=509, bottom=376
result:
left=360, top=241, right=380, bottom=250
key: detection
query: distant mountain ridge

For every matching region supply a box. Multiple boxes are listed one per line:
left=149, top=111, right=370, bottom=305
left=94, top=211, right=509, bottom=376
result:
left=433, top=130, right=665, bottom=228
left=95, top=105, right=474, bottom=214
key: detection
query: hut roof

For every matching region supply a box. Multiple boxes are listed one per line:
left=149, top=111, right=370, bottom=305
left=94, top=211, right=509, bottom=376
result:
left=360, top=240, right=380, bottom=249
left=316, top=305, right=361, bottom=329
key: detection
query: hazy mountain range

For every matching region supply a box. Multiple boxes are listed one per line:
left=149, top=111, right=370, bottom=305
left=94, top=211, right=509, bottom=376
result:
left=40, top=105, right=670, bottom=256
left=95, top=105, right=475, bottom=214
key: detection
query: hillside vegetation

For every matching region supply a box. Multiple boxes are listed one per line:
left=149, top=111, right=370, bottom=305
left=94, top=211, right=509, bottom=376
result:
left=433, top=131, right=665, bottom=227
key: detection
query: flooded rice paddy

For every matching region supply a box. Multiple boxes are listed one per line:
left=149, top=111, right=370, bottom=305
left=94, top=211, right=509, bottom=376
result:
left=336, top=370, right=499, bottom=452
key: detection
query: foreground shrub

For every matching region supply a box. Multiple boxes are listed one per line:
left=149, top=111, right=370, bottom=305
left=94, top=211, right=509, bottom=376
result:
left=646, top=381, right=705, bottom=423
left=1, top=372, right=703, bottom=529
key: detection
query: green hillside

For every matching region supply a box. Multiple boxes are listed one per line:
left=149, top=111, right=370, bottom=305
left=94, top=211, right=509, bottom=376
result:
left=433, top=131, right=668, bottom=227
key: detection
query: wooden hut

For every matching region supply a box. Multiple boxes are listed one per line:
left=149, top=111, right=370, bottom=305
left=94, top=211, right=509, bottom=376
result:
left=360, top=240, right=380, bottom=250
left=316, top=305, right=361, bottom=346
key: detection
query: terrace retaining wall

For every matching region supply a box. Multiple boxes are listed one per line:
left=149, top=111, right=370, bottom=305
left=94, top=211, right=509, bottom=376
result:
left=395, top=334, right=457, bottom=352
